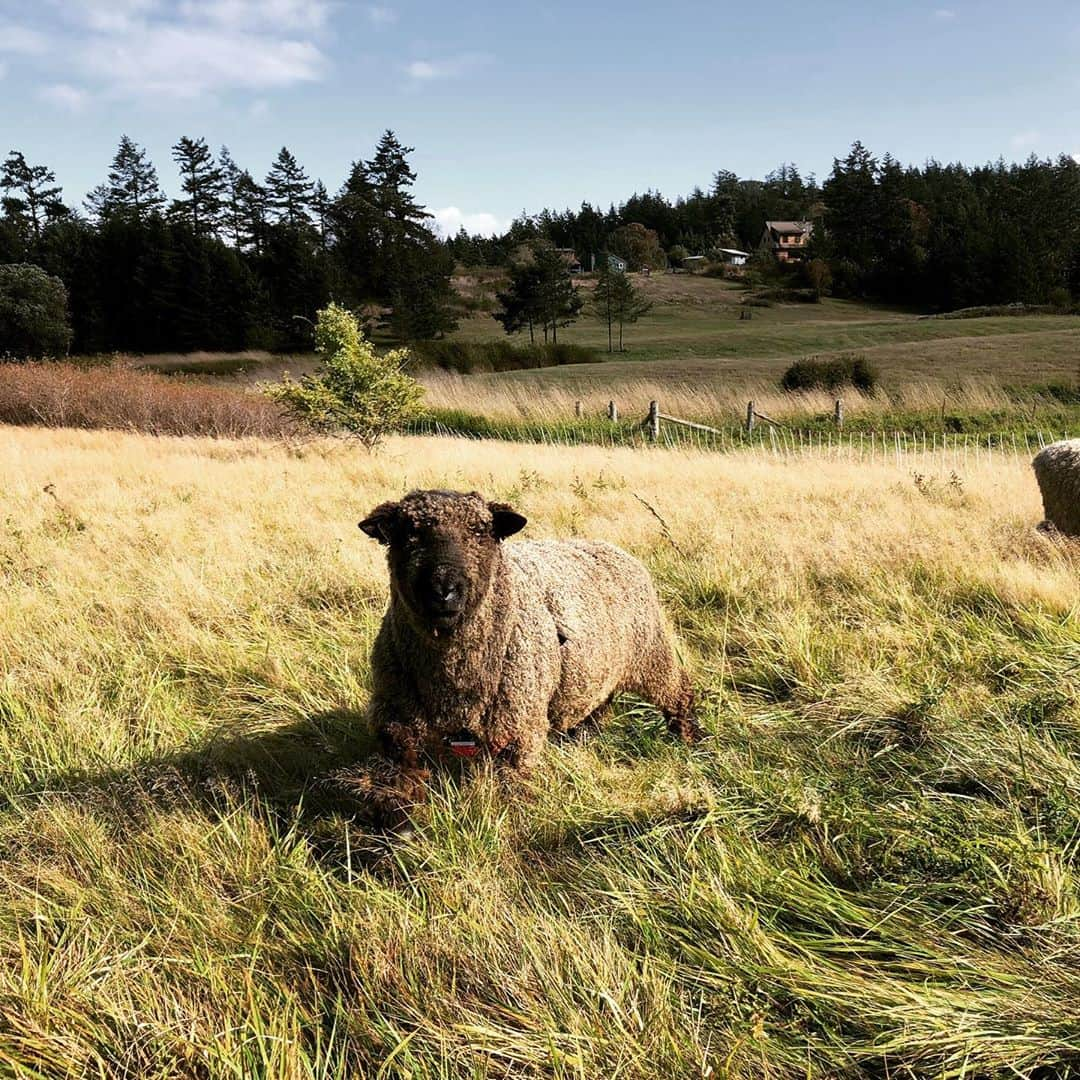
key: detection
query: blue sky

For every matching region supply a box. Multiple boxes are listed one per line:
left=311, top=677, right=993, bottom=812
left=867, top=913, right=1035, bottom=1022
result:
left=1, top=0, right=1078, bottom=235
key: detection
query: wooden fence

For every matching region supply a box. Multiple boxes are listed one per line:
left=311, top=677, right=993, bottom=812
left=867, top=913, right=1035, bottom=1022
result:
left=626, top=397, right=1069, bottom=464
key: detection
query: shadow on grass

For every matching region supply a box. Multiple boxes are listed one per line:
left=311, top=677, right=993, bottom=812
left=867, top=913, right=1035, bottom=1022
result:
left=12, top=709, right=384, bottom=835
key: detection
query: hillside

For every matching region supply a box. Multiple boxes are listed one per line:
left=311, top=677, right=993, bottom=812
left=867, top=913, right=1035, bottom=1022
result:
left=2, top=425, right=1079, bottom=1075
left=448, top=272, right=1080, bottom=388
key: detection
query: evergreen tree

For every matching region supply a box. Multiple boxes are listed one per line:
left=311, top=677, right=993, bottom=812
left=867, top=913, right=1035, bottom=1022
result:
left=494, top=258, right=544, bottom=344
left=311, top=179, right=330, bottom=247
left=590, top=260, right=619, bottom=352
left=235, top=171, right=268, bottom=253
left=1, top=151, right=66, bottom=243
left=170, top=136, right=225, bottom=237
left=328, top=159, right=381, bottom=299
left=85, top=136, right=165, bottom=224
left=533, top=242, right=582, bottom=344
left=609, top=268, right=651, bottom=351
left=218, top=145, right=245, bottom=248
left=265, top=147, right=313, bottom=228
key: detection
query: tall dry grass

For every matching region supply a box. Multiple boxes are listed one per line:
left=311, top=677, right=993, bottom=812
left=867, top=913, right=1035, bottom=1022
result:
left=1, top=424, right=1079, bottom=1075
left=422, top=369, right=1038, bottom=424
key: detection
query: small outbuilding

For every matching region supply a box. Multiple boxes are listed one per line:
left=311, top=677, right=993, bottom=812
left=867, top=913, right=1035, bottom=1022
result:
left=715, top=248, right=750, bottom=266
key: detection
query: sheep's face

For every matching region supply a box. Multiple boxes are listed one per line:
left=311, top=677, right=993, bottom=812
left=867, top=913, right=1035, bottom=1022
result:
left=360, top=490, right=526, bottom=636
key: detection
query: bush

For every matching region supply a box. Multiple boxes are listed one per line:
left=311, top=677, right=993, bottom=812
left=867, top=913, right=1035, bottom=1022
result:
left=0, top=263, right=72, bottom=359
left=264, top=303, right=425, bottom=448
left=781, top=354, right=879, bottom=394
left=409, top=339, right=600, bottom=374
left=753, top=286, right=820, bottom=304
left=0, top=362, right=291, bottom=437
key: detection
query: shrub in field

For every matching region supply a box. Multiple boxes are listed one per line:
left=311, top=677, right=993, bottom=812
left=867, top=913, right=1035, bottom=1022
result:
left=0, top=361, right=291, bottom=436
left=410, top=339, right=599, bottom=373
left=781, top=354, right=878, bottom=394
left=265, top=303, right=425, bottom=448
left=0, top=263, right=72, bottom=359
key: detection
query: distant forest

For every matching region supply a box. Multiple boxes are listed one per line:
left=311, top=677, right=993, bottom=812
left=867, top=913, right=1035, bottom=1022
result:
left=3, top=137, right=1079, bottom=355
left=451, top=143, right=1080, bottom=312
left=0, top=130, right=457, bottom=354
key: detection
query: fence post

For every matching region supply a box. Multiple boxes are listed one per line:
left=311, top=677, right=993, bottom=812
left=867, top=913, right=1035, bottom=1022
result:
left=648, top=400, right=660, bottom=443
left=575, top=400, right=582, bottom=418
left=607, top=400, right=618, bottom=422
left=834, top=398, right=844, bottom=429
left=746, top=401, right=755, bottom=434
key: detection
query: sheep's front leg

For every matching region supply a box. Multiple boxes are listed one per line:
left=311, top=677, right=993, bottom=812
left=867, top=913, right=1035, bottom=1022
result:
left=496, top=710, right=550, bottom=774
left=357, top=696, right=432, bottom=827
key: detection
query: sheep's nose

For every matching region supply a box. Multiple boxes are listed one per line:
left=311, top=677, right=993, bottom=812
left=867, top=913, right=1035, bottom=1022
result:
left=430, top=569, right=464, bottom=610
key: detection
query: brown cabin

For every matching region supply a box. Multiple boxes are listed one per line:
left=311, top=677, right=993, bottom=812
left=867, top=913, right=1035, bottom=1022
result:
left=761, top=220, right=813, bottom=262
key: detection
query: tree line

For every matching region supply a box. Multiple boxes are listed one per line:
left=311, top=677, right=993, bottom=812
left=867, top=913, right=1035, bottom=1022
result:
left=448, top=144, right=1080, bottom=311
left=0, top=131, right=456, bottom=354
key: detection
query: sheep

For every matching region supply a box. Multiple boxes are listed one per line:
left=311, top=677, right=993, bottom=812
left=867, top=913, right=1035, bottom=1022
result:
left=355, top=489, right=697, bottom=817
left=1033, top=440, right=1080, bottom=536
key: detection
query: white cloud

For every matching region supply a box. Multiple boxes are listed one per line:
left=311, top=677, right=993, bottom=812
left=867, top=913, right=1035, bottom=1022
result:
left=77, top=25, right=325, bottom=98
left=0, top=24, right=50, bottom=53
left=178, top=0, right=330, bottom=31
left=405, top=52, right=489, bottom=81
left=18, top=1, right=332, bottom=101
left=433, top=207, right=508, bottom=238
left=1010, top=130, right=1041, bottom=149
left=933, top=8, right=956, bottom=18
left=367, top=5, right=397, bottom=25
left=39, top=83, right=90, bottom=112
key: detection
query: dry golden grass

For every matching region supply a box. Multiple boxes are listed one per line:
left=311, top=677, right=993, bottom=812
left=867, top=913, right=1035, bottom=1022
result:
left=2, top=424, right=1080, bottom=1076
left=422, top=368, right=1033, bottom=424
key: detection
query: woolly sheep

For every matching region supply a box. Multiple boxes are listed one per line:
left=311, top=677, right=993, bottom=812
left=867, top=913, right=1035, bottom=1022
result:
left=1033, top=440, right=1080, bottom=535
left=356, top=489, right=697, bottom=816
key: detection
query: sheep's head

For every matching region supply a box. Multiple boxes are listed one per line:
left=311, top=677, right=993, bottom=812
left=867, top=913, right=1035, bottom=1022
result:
left=360, top=490, right=526, bottom=636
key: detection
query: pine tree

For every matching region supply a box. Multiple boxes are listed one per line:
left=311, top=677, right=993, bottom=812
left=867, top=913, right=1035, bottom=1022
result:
left=590, top=261, right=619, bottom=352
left=1, top=151, right=66, bottom=243
left=235, top=171, right=268, bottom=253
left=328, top=159, right=381, bottom=298
left=85, top=136, right=165, bottom=224
left=609, top=268, right=651, bottom=351
left=264, top=147, right=313, bottom=229
left=170, top=136, right=225, bottom=236
left=533, top=242, right=582, bottom=344
left=219, top=145, right=245, bottom=248
left=311, top=180, right=329, bottom=247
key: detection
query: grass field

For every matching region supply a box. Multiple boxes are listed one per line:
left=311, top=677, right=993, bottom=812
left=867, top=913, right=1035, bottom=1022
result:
left=447, top=275, right=1080, bottom=386
left=3, top=424, right=1080, bottom=1076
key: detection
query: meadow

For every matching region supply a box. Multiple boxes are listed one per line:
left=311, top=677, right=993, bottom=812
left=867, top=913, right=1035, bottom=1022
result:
left=120, top=277, right=1080, bottom=442
left=2, top=424, right=1079, bottom=1076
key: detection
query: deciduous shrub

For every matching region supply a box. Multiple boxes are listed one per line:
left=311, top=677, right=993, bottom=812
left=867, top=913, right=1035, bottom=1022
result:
left=264, top=303, right=425, bottom=448
left=0, top=263, right=72, bottom=359
left=781, top=354, right=879, bottom=394
left=0, top=362, right=291, bottom=436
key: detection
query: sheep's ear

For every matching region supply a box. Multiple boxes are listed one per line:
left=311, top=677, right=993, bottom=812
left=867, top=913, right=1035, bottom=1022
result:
left=359, top=501, right=400, bottom=545
left=489, top=501, right=526, bottom=540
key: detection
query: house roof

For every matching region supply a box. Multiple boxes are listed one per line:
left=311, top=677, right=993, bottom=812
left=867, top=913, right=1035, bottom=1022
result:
left=717, top=248, right=750, bottom=257
left=682, top=255, right=707, bottom=262
left=765, top=220, right=813, bottom=235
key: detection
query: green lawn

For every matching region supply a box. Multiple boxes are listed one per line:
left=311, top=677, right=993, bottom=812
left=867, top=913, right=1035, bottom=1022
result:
left=448, top=276, right=1080, bottom=389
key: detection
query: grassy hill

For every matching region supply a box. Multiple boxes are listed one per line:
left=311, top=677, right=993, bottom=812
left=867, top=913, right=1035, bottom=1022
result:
left=1, top=424, right=1079, bottom=1075
left=448, top=273, right=1080, bottom=387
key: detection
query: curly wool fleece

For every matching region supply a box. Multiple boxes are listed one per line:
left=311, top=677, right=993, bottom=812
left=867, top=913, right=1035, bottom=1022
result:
left=364, top=490, right=696, bottom=777
left=1033, top=440, right=1080, bottom=536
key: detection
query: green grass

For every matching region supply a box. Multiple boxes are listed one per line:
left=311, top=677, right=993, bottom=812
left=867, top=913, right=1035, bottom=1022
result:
left=2, top=427, right=1080, bottom=1076
left=447, top=276, right=1080, bottom=388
